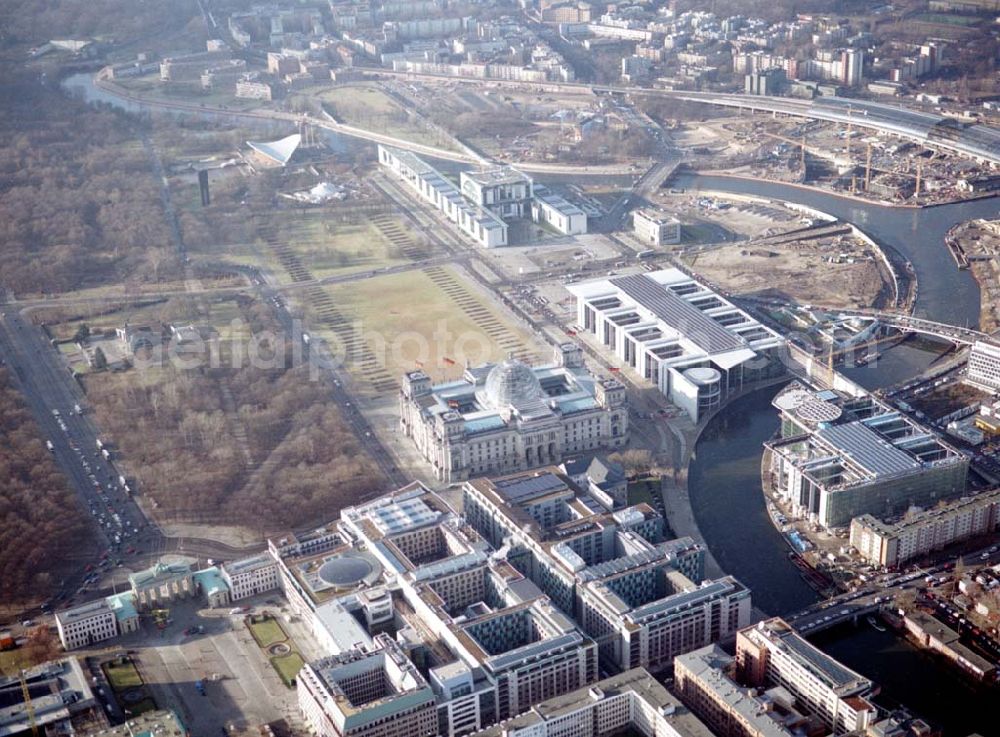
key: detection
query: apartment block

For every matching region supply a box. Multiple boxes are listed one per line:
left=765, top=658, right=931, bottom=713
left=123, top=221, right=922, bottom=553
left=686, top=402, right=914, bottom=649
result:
left=849, top=489, right=1000, bottom=568
left=735, top=619, right=877, bottom=734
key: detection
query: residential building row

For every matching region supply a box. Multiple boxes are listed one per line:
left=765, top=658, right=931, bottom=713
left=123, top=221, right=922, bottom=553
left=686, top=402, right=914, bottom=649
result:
left=849, top=488, right=1000, bottom=569
left=902, top=610, right=996, bottom=681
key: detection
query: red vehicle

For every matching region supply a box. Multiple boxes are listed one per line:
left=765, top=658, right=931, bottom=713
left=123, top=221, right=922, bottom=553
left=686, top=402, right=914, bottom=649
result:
left=85, top=564, right=94, bottom=572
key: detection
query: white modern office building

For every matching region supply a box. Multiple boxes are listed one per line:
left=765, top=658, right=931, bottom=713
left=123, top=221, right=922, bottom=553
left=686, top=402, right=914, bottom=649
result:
left=400, top=344, right=628, bottom=483
left=461, top=168, right=533, bottom=219
left=567, top=269, right=786, bottom=422
left=379, top=146, right=588, bottom=246
left=633, top=210, right=681, bottom=246
left=532, top=186, right=588, bottom=235
left=967, top=340, right=1000, bottom=393
left=767, top=382, right=969, bottom=529
left=55, top=599, right=120, bottom=651
left=222, top=552, right=281, bottom=600
left=379, top=145, right=509, bottom=247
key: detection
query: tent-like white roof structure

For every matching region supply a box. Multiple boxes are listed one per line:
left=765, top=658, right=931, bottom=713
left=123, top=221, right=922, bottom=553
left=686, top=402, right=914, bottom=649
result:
left=246, top=133, right=301, bottom=166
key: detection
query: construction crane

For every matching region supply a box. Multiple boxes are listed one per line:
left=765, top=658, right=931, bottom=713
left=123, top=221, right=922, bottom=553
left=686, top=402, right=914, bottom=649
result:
left=761, top=131, right=814, bottom=170
left=864, top=143, right=873, bottom=191
left=844, top=103, right=854, bottom=161
left=20, top=670, right=38, bottom=736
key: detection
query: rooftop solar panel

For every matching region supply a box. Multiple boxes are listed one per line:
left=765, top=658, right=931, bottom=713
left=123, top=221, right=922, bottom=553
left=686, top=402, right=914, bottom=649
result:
left=780, top=629, right=863, bottom=688
left=494, top=473, right=569, bottom=503
left=611, top=275, right=745, bottom=354
left=816, top=422, right=920, bottom=477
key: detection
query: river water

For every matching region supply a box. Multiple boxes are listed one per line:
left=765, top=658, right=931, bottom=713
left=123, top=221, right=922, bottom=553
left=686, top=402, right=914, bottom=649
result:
left=680, top=174, right=998, bottom=735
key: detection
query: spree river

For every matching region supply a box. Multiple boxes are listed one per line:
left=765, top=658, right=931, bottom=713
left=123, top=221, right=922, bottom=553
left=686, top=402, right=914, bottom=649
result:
left=681, top=174, right=999, bottom=735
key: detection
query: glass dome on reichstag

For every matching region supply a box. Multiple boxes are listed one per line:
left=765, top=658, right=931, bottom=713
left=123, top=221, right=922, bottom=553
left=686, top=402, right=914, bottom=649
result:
left=483, top=355, right=544, bottom=410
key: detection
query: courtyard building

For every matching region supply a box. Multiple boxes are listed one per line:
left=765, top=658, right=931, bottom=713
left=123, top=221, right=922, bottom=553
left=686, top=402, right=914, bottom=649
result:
left=767, top=382, right=969, bottom=528
left=400, top=344, right=627, bottom=483
left=298, top=634, right=439, bottom=737
left=568, top=269, right=786, bottom=423
left=470, top=668, right=715, bottom=737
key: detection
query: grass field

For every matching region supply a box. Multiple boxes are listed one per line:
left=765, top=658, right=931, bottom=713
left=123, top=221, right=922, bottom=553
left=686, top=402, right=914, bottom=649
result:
left=248, top=617, right=287, bottom=648
left=320, top=266, right=544, bottom=395
left=914, top=12, right=981, bottom=26
left=316, top=85, right=455, bottom=150
left=268, top=216, right=415, bottom=281
left=270, top=651, right=305, bottom=687
left=104, top=659, right=144, bottom=691
left=117, top=76, right=262, bottom=111
left=188, top=210, right=422, bottom=285
left=0, top=649, right=34, bottom=677
left=125, top=697, right=158, bottom=717
left=627, top=479, right=659, bottom=508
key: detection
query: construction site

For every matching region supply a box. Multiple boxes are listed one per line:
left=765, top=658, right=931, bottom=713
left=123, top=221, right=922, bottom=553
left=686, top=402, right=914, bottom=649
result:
left=946, top=218, right=1000, bottom=333
left=680, top=113, right=998, bottom=205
